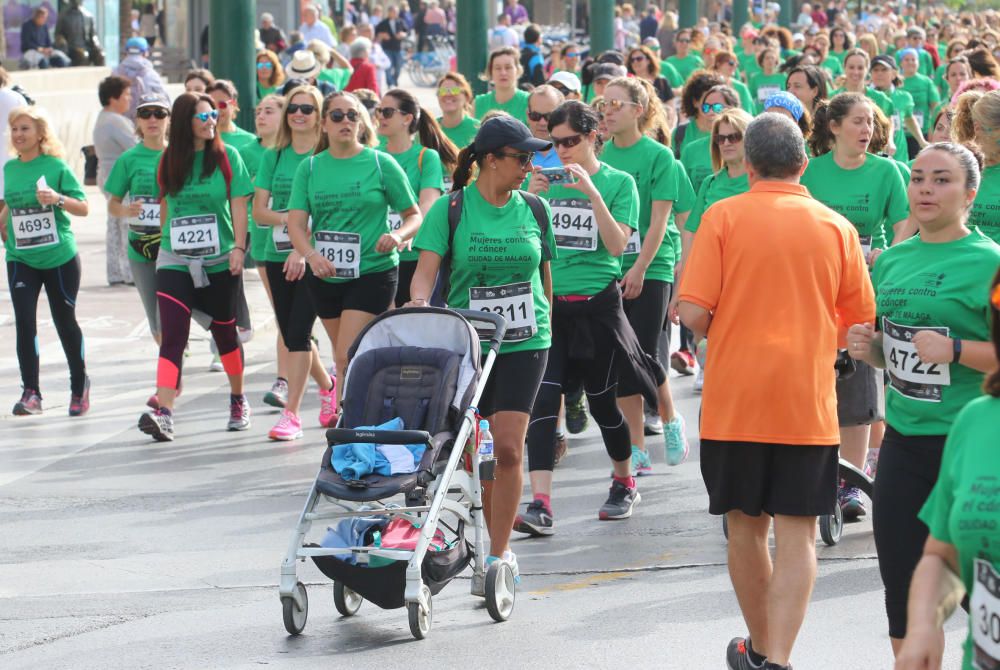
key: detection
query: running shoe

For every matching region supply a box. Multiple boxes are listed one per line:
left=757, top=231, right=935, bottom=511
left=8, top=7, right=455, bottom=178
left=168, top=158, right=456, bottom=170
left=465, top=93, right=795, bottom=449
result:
left=485, top=552, right=521, bottom=584
left=693, top=366, right=705, bottom=394
left=664, top=414, right=690, bottom=466
left=263, top=378, right=288, bottom=409
left=644, top=410, right=664, bottom=436
left=670, top=350, right=696, bottom=376
left=726, top=636, right=765, bottom=670
left=227, top=395, right=251, bottom=431
left=68, top=377, right=90, bottom=417
left=864, top=447, right=880, bottom=479
left=553, top=431, right=568, bottom=466
left=138, top=409, right=174, bottom=442
left=12, top=389, right=42, bottom=415
left=513, top=499, right=554, bottom=536
left=564, top=389, right=589, bottom=434
left=269, top=410, right=303, bottom=441
left=318, top=385, right=338, bottom=427
left=208, top=354, right=224, bottom=372
left=838, top=484, right=866, bottom=520
left=598, top=480, right=641, bottom=520
left=632, top=445, right=653, bottom=476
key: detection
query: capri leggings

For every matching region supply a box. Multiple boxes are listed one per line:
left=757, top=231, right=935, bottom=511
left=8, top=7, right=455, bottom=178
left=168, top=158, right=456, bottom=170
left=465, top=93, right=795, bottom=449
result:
left=7, top=256, right=87, bottom=396
left=619, top=279, right=670, bottom=397
left=527, top=307, right=632, bottom=472
left=872, top=425, right=946, bottom=639
left=265, top=261, right=316, bottom=352
left=155, top=268, right=243, bottom=390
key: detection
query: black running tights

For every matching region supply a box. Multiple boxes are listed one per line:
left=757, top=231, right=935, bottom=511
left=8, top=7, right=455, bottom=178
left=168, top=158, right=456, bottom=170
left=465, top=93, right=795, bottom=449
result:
left=7, top=256, right=86, bottom=396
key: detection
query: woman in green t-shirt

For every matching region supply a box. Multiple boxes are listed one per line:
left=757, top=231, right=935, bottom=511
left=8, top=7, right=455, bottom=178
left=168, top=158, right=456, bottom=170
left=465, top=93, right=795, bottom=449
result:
left=435, top=72, right=480, bottom=149
left=900, top=48, right=942, bottom=137
left=207, top=80, right=257, bottom=151
left=252, top=85, right=336, bottom=441
left=679, top=84, right=740, bottom=195
left=898, top=270, right=1000, bottom=670
left=961, top=90, right=1000, bottom=245
left=375, top=87, right=459, bottom=306
left=3, top=106, right=90, bottom=417
left=785, top=64, right=828, bottom=118
left=671, top=71, right=726, bottom=158
left=829, top=26, right=852, bottom=63
left=709, top=50, right=755, bottom=113
left=137, top=93, right=255, bottom=443
left=287, top=91, right=420, bottom=409
left=473, top=47, right=530, bottom=124
left=255, top=49, right=285, bottom=100
left=408, top=115, right=555, bottom=577
left=748, top=46, right=785, bottom=114
left=870, top=55, right=927, bottom=162
left=847, top=143, right=1000, bottom=655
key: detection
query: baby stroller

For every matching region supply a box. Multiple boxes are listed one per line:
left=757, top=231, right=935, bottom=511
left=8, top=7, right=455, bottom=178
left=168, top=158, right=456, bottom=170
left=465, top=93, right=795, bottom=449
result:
left=279, top=307, right=513, bottom=640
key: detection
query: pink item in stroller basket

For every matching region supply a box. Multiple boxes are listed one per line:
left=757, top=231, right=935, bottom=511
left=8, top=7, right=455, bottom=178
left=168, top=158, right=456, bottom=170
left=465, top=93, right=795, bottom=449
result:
left=380, top=518, right=449, bottom=552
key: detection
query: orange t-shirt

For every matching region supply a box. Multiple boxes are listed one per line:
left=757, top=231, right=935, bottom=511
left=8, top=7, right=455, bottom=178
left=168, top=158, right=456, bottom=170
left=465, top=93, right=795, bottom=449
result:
left=678, top=181, right=876, bottom=445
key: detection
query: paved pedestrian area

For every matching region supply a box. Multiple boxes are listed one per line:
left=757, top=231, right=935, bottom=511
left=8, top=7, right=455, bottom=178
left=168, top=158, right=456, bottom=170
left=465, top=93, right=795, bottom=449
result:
left=0, top=189, right=966, bottom=669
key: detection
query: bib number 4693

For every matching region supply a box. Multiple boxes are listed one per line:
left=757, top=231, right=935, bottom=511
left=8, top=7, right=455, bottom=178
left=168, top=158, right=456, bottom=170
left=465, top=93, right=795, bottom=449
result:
left=11, top=206, right=58, bottom=249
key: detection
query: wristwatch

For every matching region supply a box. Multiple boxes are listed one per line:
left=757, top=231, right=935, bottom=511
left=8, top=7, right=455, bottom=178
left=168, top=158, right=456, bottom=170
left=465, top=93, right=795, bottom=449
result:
left=56, top=194, right=66, bottom=208
left=952, top=337, right=962, bottom=364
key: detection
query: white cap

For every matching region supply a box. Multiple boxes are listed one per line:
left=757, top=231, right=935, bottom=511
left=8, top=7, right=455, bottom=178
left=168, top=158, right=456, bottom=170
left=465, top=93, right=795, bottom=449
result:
left=548, top=71, right=582, bottom=93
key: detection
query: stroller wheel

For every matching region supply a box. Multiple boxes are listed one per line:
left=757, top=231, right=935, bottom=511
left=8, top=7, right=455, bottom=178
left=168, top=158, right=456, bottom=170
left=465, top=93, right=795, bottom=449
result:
left=333, top=581, right=363, bottom=617
left=282, top=581, right=309, bottom=635
left=407, top=586, right=433, bottom=640
left=820, top=504, right=844, bottom=546
left=485, top=560, right=516, bottom=622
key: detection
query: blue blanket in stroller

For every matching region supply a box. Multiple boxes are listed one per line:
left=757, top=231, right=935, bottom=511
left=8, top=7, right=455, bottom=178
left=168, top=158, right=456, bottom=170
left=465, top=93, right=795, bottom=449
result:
left=331, top=417, right=427, bottom=480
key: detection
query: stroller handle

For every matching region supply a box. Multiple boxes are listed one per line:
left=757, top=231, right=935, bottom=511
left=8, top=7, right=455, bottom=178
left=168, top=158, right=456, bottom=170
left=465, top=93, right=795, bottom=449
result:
left=453, top=308, right=508, bottom=351
left=326, top=428, right=433, bottom=447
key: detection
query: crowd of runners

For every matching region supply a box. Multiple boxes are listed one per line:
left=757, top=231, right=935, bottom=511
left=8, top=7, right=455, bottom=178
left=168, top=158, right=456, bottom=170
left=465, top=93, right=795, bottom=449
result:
left=3, top=3, right=1000, bottom=668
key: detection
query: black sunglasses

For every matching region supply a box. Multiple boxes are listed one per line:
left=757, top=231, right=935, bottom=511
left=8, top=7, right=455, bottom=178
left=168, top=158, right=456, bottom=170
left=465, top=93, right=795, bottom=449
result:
left=287, top=103, right=316, bottom=115
left=551, top=134, right=584, bottom=149
left=328, top=109, right=360, bottom=123
left=137, top=108, right=169, bottom=120
left=527, top=110, right=551, bottom=122
left=495, top=151, right=533, bottom=167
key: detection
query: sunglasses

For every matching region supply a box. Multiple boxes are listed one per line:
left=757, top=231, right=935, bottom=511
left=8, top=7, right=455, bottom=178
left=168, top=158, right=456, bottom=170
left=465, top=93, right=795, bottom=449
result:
left=565, top=51, right=580, bottom=58
left=594, top=99, right=639, bottom=113
left=702, top=102, right=727, bottom=114
left=495, top=151, right=533, bottom=167
left=677, top=38, right=691, bottom=43
left=551, top=134, right=584, bottom=149
left=216, top=99, right=234, bottom=110
left=714, top=131, right=743, bottom=145
left=287, top=103, right=316, bottom=115
left=375, top=107, right=400, bottom=119
left=137, top=108, right=169, bottom=120
left=256, top=61, right=273, bottom=70
left=527, top=110, right=551, bottom=122
left=438, top=85, right=463, bottom=97
left=193, top=110, right=219, bottom=122
left=630, top=55, right=647, bottom=62
left=551, top=83, right=571, bottom=96
left=328, top=109, right=360, bottom=123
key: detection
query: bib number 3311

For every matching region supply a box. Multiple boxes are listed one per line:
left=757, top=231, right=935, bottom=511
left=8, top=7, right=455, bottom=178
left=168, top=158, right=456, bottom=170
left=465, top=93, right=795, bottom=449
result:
left=469, top=281, right=537, bottom=342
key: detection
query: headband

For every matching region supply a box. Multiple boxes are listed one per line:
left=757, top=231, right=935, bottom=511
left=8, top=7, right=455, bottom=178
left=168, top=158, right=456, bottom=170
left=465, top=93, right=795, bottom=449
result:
left=764, top=91, right=804, bottom=122
left=898, top=48, right=919, bottom=62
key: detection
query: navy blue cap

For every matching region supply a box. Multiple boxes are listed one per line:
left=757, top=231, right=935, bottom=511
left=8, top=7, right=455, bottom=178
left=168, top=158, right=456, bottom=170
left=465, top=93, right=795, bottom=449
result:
left=474, top=115, right=552, bottom=154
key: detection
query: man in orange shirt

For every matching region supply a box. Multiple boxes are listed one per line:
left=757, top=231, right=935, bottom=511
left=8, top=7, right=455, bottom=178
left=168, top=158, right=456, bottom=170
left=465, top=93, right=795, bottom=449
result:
left=678, top=113, right=875, bottom=670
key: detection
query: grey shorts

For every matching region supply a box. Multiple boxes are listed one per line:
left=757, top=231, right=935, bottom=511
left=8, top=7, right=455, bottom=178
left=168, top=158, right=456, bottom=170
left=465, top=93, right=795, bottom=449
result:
left=129, top=257, right=160, bottom=337
left=836, top=359, right=885, bottom=426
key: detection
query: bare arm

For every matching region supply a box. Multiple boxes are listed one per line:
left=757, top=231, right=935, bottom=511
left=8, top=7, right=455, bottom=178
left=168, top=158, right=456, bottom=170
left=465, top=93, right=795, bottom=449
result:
left=108, top=195, right=142, bottom=218
left=904, top=115, right=928, bottom=148
left=678, top=301, right=712, bottom=341
left=406, top=249, right=442, bottom=306
left=251, top=187, right=285, bottom=226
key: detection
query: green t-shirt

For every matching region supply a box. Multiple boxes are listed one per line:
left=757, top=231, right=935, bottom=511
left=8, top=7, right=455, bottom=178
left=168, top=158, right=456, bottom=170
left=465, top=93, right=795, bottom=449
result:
left=221, top=124, right=258, bottom=151
left=801, top=152, right=909, bottom=251
left=934, top=61, right=949, bottom=99
left=257, top=82, right=279, bottom=99
left=685, top=167, right=750, bottom=233
left=738, top=51, right=761, bottom=83
left=886, top=87, right=915, bottom=162
left=659, top=60, right=684, bottom=89
left=919, top=394, right=1000, bottom=670
left=665, top=53, right=705, bottom=82
left=103, top=143, right=163, bottom=264
left=679, top=135, right=713, bottom=196
left=541, top=162, right=638, bottom=296
left=287, top=147, right=417, bottom=283
left=160, top=145, right=254, bottom=273
left=902, top=73, right=941, bottom=133
left=3, top=154, right=86, bottom=270
left=239, top=139, right=267, bottom=260
left=414, top=185, right=556, bottom=354
left=749, top=72, right=786, bottom=113
left=473, top=89, right=530, bottom=124
left=387, top=143, right=444, bottom=262
left=821, top=55, right=844, bottom=78
left=601, top=135, right=680, bottom=283
left=253, top=144, right=313, bottom=262
left=438, top=114, right=480, bottom=149
left=668, top=162, right=695, bottom=270
left=672, top=121, right=708, bottom=159
left=318, top=67, right=352, bottom=91
left=969, top=164, right=1000, bottom=244
left=830, top=86, right=894, bottom=120
left=729, top=78, right=755, bottom=114
left=872, top=230, right=1000, bottom=435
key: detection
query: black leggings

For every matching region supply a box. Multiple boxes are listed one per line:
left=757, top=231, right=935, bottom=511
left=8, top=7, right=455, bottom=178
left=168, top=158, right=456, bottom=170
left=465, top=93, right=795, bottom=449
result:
left=155, top=268, right=243, bottom=390
left=7, top=256, right=86, bottom=396
left=526, top=306, right=632, bottom=472
left=872, top=425, right=946, bottom=639
left=265, top=262, right=316, bottom=352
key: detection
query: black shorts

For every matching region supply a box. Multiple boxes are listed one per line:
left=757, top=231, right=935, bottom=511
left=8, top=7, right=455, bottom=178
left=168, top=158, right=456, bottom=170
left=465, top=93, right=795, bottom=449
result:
left=394, top=259, right=418, bottom=307
left=622, top=279, right=671, bottom=359
left=700, top=440, right=840, bottom=517
left=836, top=359, right=884, bottom=426
left=478, top=348, right=548, bottom=417
left=306, top=267, right=398, bottom=319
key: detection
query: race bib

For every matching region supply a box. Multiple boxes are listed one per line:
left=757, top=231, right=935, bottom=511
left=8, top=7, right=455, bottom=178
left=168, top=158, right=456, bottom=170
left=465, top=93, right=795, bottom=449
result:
left=130, top=196, right=160, bottom=234
left=314, top=230, right=361, bottom=279
left=972, top=559, right=1000, bottom=670
left=914, top=111, right=925, bottom=129
left=271, top=212, right=312, bottom=253
left=387, top=212, right=404, bottom=232
left=860, top=234, right=872, bottom=258
left=624, top=228, right=640, bottom=255
left=550, top=199, right=597, bottom=251
left=170, top=214, right=220, bottom=257
left=10, top=206, right=58, bottom=249
left=442, top=175, right=454, bottom=192
left=757, top=86, right=780, bottom=102
left=469, top=281, right=537, bottom=342
left=892, top=113, right=901, bottom=132
left=882, top=317, right=951, bottom=402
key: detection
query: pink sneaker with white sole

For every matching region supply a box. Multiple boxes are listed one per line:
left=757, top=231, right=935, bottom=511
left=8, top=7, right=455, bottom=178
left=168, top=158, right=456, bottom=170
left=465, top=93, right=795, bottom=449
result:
left=318, top=379, right=338, bottom=427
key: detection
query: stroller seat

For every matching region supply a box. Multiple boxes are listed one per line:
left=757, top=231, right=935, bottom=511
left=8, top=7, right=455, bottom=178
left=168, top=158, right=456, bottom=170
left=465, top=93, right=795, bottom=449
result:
left=316, top=346, right=462, bottom=503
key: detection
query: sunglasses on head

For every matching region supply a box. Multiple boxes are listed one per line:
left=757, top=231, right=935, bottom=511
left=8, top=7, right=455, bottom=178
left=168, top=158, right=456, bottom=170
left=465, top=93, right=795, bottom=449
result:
left=375, top=107, right=400, bottom=119
left=256, top=61, right=273, bottom=69
left=551, top=134, right=584, bottom=149
left=702, top=102, right=726, bottom=114
left=438, top=85, right=463, bottom=97
left=194, top=110, right=219, bottom=122
left=495, top=151, right=533, bottom=167
left=328, top=109, right=360, bottom=123
left=527, top=110, right=551, bottom=122
left=595, top=99, right=638, bottom=113
left=287, top=103, right=316, bottom=115
left=714, top=131, right=742, bottom=145
left=137, top=108, right=169, bottom=120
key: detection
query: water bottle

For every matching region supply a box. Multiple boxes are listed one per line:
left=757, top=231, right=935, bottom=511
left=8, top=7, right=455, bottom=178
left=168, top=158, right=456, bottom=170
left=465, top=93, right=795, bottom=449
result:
left=478, top=419, right=496, bottom=481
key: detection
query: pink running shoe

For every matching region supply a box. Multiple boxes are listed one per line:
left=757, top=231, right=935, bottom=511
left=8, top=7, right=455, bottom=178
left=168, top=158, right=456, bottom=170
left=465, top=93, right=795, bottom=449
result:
left=318, top=381, right=339, bottom=428
left=269, top=410, right=304, bottom=441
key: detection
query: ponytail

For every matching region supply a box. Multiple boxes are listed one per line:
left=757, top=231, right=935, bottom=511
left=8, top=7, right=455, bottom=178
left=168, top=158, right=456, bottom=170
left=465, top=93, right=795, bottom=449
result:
left=952, top=90, right=985, bottom=145
left=452, top=145, right=478, bottom=191
left=415, top=105, right=460, bottom=170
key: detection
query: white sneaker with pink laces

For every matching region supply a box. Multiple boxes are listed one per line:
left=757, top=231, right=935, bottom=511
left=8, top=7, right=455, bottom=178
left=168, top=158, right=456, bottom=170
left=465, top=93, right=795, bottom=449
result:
left=318, top=381, right=338, bottom=428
